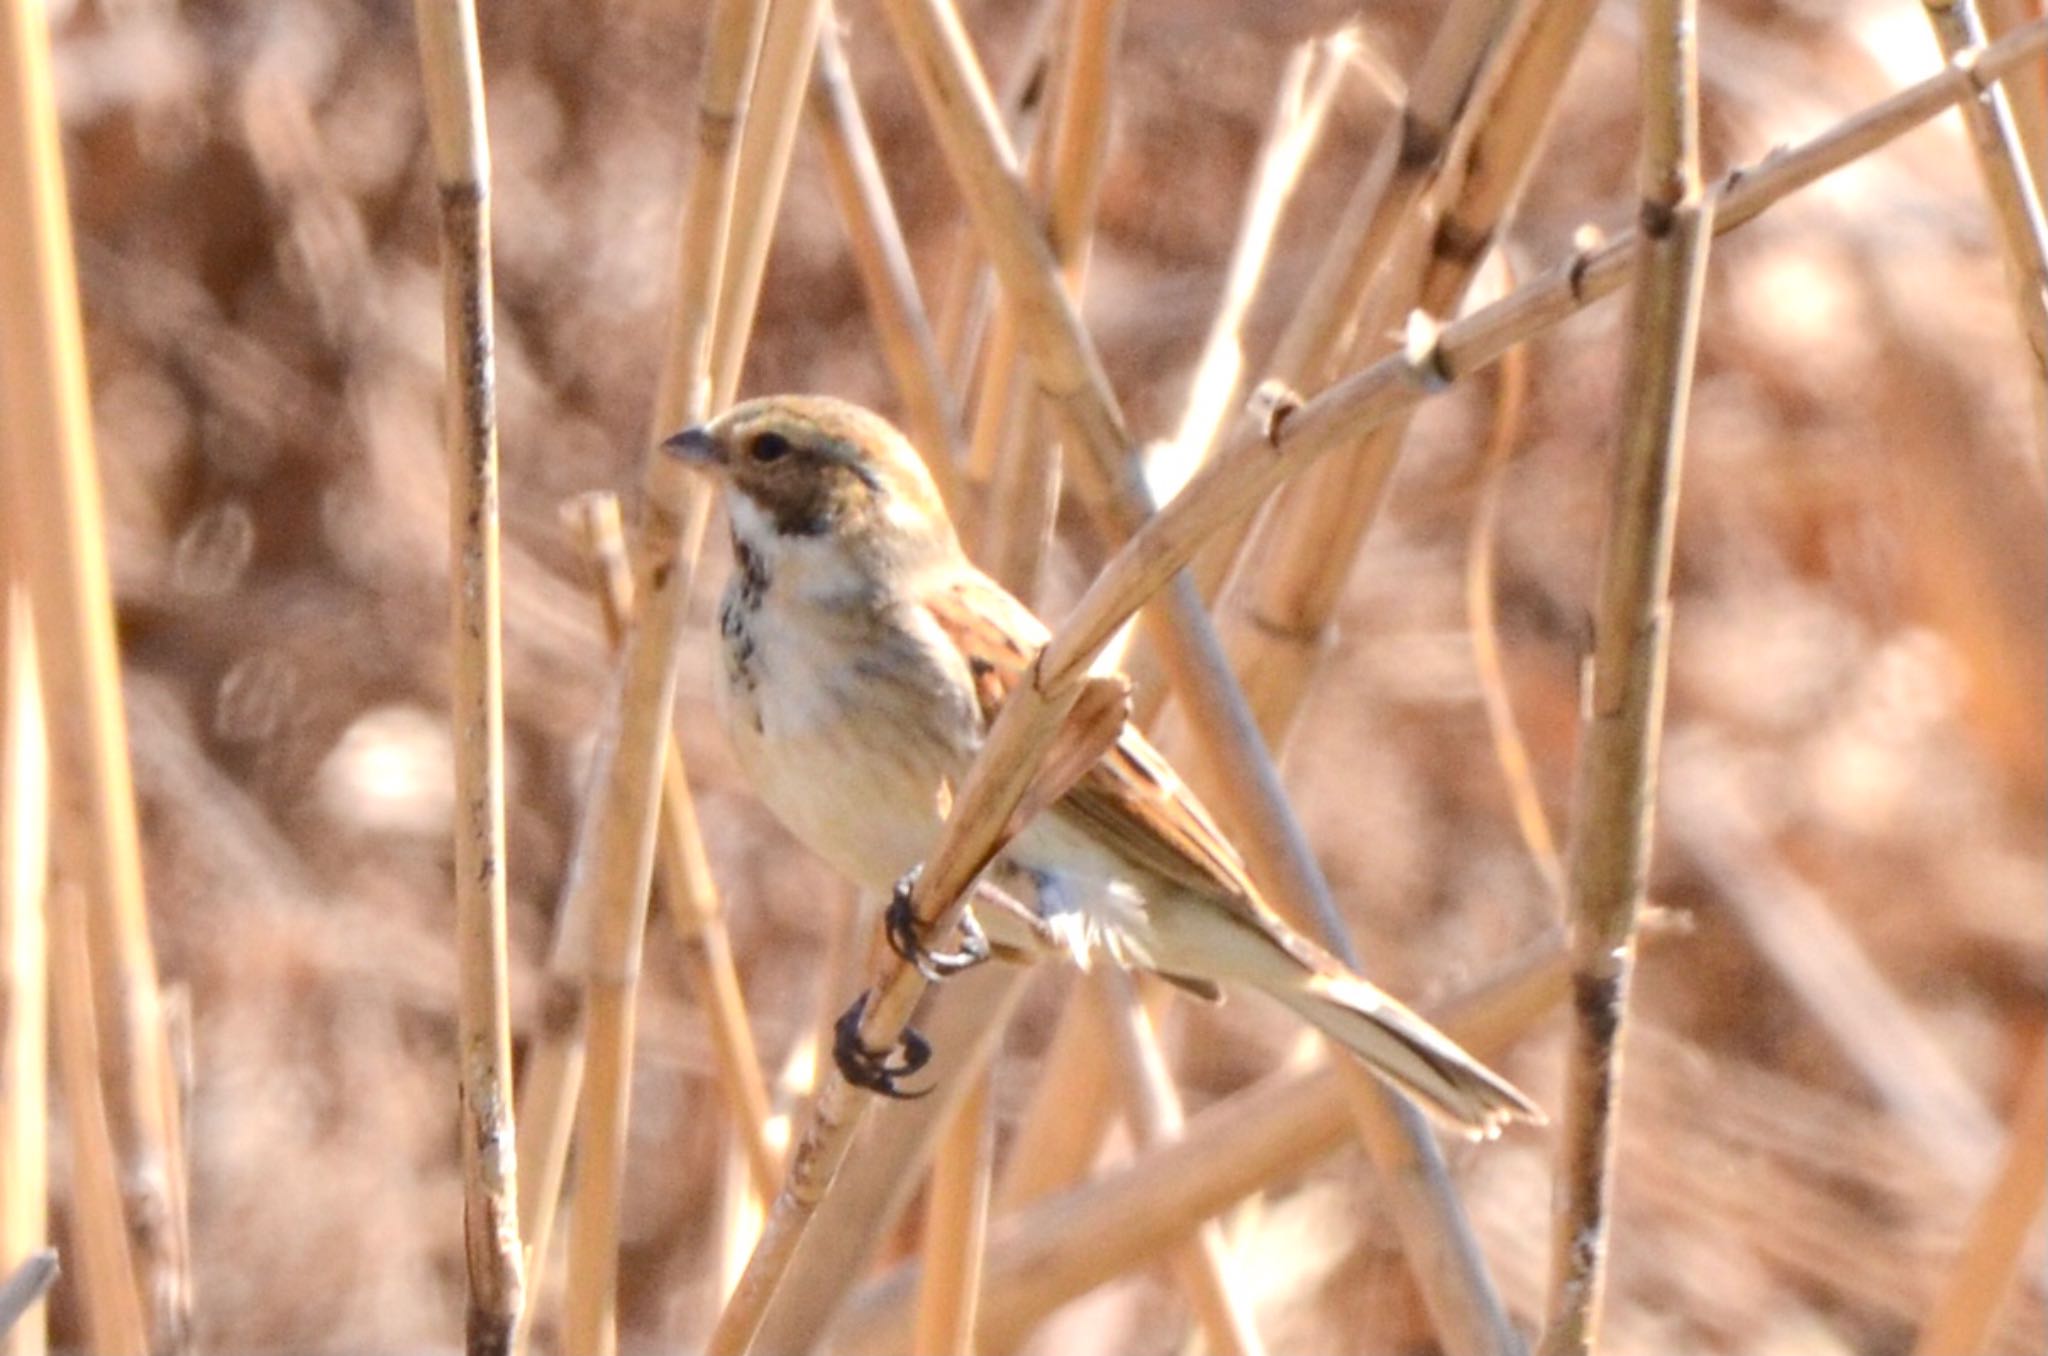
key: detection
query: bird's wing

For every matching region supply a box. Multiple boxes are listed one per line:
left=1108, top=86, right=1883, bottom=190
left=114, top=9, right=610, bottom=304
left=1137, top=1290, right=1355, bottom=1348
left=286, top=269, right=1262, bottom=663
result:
left=922, top=567, right=1292, bottom=923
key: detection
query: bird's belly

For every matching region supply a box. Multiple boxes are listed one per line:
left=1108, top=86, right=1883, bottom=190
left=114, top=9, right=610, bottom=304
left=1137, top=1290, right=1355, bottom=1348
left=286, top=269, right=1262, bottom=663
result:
left=718, top=609, right=972, bottom=893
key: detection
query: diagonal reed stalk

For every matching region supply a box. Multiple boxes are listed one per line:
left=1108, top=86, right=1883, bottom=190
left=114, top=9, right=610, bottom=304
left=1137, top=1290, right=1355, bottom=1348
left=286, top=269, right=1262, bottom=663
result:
left=1913, top=1036, right=2048, bottom=1355
left=1917, top=0, right=2048, bottom=428
left=833, top=945, right=1570, bottom=1354
left=1, top=580, right=47, bottom=1356
left=0, top=0, right=187, bottom=1345
left=552, top=1, right=774, bottom=1350
left=411, top=4, right=526, bottom=1349
left=700, top=12, right=2048, bottom=1353
left=806, top=13, right=964, bottom=509
left=1538, top=0, right=1712, bottom=1349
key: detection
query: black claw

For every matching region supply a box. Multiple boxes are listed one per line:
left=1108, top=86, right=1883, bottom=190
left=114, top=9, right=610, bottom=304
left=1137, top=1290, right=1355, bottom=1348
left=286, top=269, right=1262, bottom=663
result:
left=832, top=990, right=934, bottom=1099
left=885, top=871, right=991, bottom=981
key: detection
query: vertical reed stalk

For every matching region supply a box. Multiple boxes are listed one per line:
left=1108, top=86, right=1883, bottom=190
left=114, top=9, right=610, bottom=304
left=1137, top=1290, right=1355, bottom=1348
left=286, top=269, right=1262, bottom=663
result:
left=1093, top=968, right=1265, bottom=1356
left=560, top=1, right=772, bottom=1349
left=412, top=4, right=525, bottom=1349
left=1540, top=0, right=1711, bottom=1348
left=711, top=0, right=832, bottom=407
left=0, top=581, right=47, bottom=1356
left=806, top=15, right=964, bottom=508
left=47, top=884, right=145, bottom=1355
left=0, top=0, right=186, bottom=1344
left=564, top=494, right=780, bottom=1199
left=911, top=1075, right=994, bottom=1356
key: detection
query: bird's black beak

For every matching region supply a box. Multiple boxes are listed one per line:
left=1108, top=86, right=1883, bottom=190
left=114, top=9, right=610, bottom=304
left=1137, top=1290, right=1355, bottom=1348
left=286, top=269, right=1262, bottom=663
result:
left=664, top=424, right=725, bottom=470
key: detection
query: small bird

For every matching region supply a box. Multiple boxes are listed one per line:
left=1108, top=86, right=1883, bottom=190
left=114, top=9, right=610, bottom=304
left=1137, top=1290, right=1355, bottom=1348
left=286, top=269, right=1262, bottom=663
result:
left=668, top=394, right=1540, bottom=1136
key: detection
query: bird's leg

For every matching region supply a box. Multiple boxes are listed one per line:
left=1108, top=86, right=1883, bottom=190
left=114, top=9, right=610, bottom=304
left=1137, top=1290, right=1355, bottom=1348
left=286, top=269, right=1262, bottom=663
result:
left=884, top=865, right=992, bottom=981
left=832, top=990, right=933, bottom=1099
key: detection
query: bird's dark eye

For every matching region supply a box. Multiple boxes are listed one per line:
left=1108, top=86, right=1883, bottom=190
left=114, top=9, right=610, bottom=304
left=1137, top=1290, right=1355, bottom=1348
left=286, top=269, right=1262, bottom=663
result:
left=750, top=431, right=793, bottom=464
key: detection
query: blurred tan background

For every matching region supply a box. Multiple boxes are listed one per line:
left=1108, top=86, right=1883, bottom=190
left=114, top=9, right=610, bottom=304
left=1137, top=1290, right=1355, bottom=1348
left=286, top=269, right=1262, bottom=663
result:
left=32, top=0, right=2047, bottom=1349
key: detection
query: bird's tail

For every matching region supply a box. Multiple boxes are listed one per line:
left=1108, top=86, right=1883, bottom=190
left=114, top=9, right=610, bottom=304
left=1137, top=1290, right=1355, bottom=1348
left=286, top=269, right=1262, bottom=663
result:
left=1266, top=972, right=1543, bottom=1139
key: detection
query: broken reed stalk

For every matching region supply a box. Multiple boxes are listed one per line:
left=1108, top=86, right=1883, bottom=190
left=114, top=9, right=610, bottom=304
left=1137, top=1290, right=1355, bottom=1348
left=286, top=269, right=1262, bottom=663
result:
left=411, top=3, right=526, bottom=1348
left=1093, top=968, right=1265, bottom=1356
left=0, top=0, right=187, bottom=1344
left=1913, top=1037, right=2048, bottom=1355
left=833, top=946, right=1570, bottom=1355
left=1539, top=0, right=1711, bottom=1349
left=806, top=15, right=964, bottom=510
left=711, top=0, right=831, bottom=408
left=47, top=885, right=145, bottom=1355
left=704, top=18, right=2048, bottom=1350
left=1463, top=340, right=1564, bottom=900
left=1, top=584, right=48, bottom=1356
left=563, top=494, right=781, bottom=1206
left=1919, top=0, right=2048, bottom=415
left=558, top=2, right=773, bottom=1349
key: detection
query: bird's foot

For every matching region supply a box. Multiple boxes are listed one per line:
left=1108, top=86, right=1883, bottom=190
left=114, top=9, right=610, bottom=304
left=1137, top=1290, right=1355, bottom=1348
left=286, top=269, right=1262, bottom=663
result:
left=885, top=868, right=991, bottom=981
left=832, top=990, right=933, bottom=1099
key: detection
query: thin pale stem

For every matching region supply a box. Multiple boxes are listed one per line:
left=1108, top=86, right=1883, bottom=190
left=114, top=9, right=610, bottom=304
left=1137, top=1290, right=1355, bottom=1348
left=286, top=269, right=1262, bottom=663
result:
left=412, top=3, right=525, bottom=1348
left=1540, top=0, right=1711, bottom=1348
left=547, top=2, right=772, bottom=1351
left=806, top=15, right=965, bottom=511
left=0, top=582, right=47, bottom=1356
left=912, top=1075, right=993, bottom=1356
left=0, top=0, right=186, bottom=1344
left=1093, top=968, right=1266, bottom=1356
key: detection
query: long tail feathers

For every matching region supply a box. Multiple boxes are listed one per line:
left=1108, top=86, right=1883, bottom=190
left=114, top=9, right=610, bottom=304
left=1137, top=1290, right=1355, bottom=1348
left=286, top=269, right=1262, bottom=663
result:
left=1271, top=974, right=1544, bottom=1139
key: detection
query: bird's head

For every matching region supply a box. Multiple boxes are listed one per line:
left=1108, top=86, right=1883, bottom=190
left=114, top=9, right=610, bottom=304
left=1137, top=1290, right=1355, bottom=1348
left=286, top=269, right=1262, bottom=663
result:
left=665, top=395, right=959, bottom=593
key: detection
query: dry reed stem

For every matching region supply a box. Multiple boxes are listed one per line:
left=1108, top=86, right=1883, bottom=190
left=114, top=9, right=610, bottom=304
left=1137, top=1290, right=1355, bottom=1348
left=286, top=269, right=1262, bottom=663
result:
left=0, top=584, right=47, bottom=1356
left=0, top=0, right=186, bottom=1343
left=564, top=495, right=780, bottom=1199
left=412, top=4, right=526, bottom=1348
left=1161, top=31, right=1353, bottom=498
left=1539, top=0, right=1711, bottom=1349
left=47, top=885, right=146, bottom=1355
left=757, top=4, right=1523, bottom=1347
left=912, top=1074, right=994, bottom=1356
left=1462, top=340, right=1563, bottom=902
left=1978, top=0, right=2046, bottom=181
left=806, top=15, right=964, bottom=510
left=1224, top=0, right=1601, bottom=745
left=1008, top=28, right=1349, bottom=1185
left=835, top=946, right=1569, bottom=1354
left=0, top=1253, right=55, bottom=1345
left=1919, top=0, right=2048, bottom=458
left=977, top=0, right=1122, bottom=595
left=712, top=0, right=832, bottom=409
left=1172, top=0, right=1508, bottom=615
left=712, top=16, right=2048, bottom=1350
left=1032, top=14, right=2048, bottom=691
left=555, top=1, right=772, bottom=1349
left=1914, top=1038, right=2048, bottom=1355
left=1093, top=968, right=1266, bottom=1356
